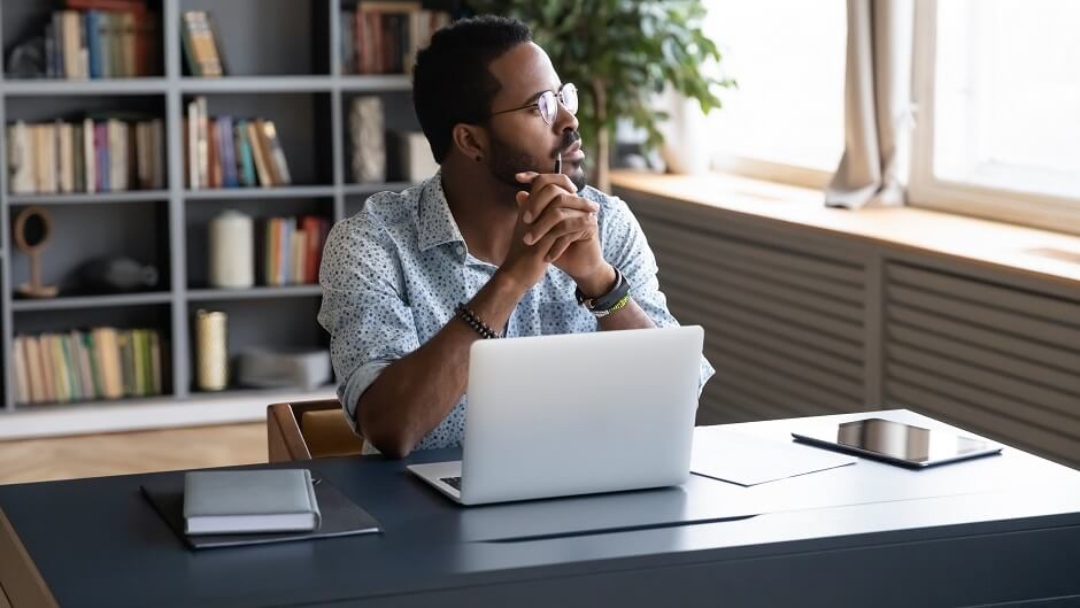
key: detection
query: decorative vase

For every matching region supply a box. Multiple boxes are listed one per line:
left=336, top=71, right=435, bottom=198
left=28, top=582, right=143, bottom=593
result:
left=195, top=310, right=229, bottom=392
left=208, top=210, right=255, bottom=288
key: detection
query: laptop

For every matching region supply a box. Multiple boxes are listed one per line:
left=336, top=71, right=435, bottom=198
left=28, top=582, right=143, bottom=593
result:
left=407, top=326, right=704, bottom=505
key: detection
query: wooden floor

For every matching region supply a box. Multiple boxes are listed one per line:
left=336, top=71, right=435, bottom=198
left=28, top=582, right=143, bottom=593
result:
left=0, top=423, right=267, bottom=485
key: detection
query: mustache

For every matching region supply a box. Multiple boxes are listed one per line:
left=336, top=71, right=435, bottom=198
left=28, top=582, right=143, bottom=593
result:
left=558, top=131, right=582, bottom=154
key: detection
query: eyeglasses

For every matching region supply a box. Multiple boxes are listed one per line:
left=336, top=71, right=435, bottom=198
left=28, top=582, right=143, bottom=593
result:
left=489, top=83, right=578, bottom=125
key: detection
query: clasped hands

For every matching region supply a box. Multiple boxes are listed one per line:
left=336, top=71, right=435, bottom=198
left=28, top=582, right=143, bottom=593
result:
left=500, top=171, right=615, bottom=296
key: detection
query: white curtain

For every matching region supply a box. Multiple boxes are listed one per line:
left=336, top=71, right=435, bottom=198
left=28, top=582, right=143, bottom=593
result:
left=826, top=0, right=915, bottom=209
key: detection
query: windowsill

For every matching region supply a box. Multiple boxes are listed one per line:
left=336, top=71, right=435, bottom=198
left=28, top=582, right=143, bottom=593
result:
left=610, top=170, right=1080, bottom=287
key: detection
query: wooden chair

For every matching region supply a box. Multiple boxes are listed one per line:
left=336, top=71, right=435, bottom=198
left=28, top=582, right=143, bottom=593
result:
left=267, top=399, right=365, bottom=462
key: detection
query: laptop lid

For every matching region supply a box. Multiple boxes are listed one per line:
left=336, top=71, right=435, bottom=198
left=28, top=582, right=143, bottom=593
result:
left=458, top=326, right=704, bottom=505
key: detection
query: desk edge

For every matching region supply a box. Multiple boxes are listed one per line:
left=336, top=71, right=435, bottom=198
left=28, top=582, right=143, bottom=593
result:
left=0, top=508, right=58, bottom=608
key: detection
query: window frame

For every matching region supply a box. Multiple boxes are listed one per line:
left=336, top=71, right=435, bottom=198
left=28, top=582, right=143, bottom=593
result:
left=908, top=0, right=1080, bottom=233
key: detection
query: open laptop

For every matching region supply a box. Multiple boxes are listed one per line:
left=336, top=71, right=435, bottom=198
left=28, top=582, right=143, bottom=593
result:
left=407, top=326, right=704, bottom=505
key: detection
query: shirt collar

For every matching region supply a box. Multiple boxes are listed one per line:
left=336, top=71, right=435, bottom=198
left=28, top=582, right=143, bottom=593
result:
left=417, top=170, right=467, bottom=253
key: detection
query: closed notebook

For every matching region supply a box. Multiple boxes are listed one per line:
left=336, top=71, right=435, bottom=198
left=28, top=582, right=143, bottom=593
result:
left=183, top=469, right=320, bottom=535
left=142, top=472, right=382, bottom=550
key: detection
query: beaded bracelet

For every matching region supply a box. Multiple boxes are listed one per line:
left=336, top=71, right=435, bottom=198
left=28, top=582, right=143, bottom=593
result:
left=456, top=303, right=501, bottom=339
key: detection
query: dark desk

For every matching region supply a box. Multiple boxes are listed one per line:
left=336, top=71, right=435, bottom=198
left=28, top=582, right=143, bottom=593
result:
left=2, top=409, right=1080, bottom=608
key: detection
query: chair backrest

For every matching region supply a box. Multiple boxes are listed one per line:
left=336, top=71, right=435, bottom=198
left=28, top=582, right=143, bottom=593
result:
left=267, top=399, right=364, bottom=462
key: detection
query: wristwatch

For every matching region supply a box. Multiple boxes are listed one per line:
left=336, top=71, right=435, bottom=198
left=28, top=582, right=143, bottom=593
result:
left=575, top=267, right=632, bottom=318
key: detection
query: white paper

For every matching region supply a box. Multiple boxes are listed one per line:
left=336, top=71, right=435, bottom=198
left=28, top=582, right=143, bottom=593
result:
left=691, top=428, right=856, bottom=486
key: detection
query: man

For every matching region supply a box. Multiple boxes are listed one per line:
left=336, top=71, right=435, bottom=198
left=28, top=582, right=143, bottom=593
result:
left=318, top=15, right=713, bottom=458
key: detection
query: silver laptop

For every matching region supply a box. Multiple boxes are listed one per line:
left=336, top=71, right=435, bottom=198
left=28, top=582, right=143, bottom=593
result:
left=407, top=326, right=704, bottom=505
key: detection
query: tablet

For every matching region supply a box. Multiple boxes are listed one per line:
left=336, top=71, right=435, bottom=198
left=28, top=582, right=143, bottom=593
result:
left=791, top=417, right=1003, bottom=469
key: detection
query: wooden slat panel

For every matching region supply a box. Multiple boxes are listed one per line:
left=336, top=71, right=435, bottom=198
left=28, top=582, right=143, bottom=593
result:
left=888, top=362, right=1080, bottom=438
left=709, top=347, right=862, bottom=411
left=704, top=336, right=864, bottom=403
left=712, top=364, right=849, bottom=419
left=889, top=304, right=1080, bottom=373
left=710, top=320, right=864, bottom=384
left=887, top=343, right=1078, bottom=419
left=657, top=254, right=864, bottom=322
left=634, top=208, right=866, bottom=284
left=709, top=382, right=809, bottom=421
left=660, top=269, right=864, bottom=343
left=888, top=263, right=1080, bottom=323
left=644, top=222, right=865, bottom=299
left=884, top=260, right=1080, bottom=468
left=887, top=324, right=1080, bottom=397
left=887, top=285, right=1080, bottom=349
left=652, top=241, right=865, bottom=305
left=676, top=298, right=863, bottom=362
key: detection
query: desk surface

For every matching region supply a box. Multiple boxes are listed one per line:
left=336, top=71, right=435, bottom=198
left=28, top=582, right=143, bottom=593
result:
left=2, top=409, right=1080, bottom=608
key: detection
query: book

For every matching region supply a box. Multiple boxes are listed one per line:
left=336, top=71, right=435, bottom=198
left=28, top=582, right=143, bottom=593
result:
left=13, top=337, right=30, bottom=405
left=247, top=120, right=273, bottom=186
left=8, top=122, right=34, bottom=194
left=37, top=335, right=56, bottom=403
left=58, top=122, right=75, bottom=193
left=25, top=337, right=45, bottom=404
left=186, top=100, right=199, bottom=188
left=260, top=120, right=292, bottom=186
left=82, top=118, right=96, bottom=193
left=235, top=119, right=257, bottom=187
left=196, top=96, right=209, bottom=188
left=182, top=469, right=321, bottom=535
left=207, top=118, right=221, bottom=188
left=181, top=11, right=224, bottom=77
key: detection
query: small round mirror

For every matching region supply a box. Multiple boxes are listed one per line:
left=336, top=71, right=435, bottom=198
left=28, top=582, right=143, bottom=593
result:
left=13, top=206, right=58, bottom=298
left=14, top=206, right=53, bottom=252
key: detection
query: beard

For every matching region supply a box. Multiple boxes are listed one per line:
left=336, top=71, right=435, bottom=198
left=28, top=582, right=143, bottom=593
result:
left=488, top=131, right=588, bottom=196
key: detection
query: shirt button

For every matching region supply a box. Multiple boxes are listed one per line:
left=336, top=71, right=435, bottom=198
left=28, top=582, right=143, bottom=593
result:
left=456, top=244, right=465, bottom=255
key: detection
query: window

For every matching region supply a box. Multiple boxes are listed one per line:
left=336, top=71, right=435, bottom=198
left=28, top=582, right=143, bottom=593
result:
left=911, top=0, right=1080, bottom=228
left=702, top=0, right=847, bottom=187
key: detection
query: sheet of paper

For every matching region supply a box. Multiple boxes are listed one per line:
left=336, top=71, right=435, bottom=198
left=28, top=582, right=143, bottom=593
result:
left=691, top=427, right=856, bottom=486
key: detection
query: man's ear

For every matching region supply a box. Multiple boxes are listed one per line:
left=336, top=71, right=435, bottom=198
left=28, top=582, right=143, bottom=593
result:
left=451, top=123, right=488, bottom=163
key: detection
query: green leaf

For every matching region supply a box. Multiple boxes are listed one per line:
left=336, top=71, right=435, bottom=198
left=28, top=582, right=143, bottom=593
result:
left=467, top=0, right=735, bottom=157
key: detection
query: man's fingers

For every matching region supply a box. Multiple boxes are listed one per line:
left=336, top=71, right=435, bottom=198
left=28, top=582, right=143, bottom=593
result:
left=525, top=211, right=596, bottom=246
left=522, top=185, right=598, bottom=229
left=518, top=174, right=580, bottom=222
left=546, top=233, right=580, bottom=262
left=524, top=202, right=597, bottom=245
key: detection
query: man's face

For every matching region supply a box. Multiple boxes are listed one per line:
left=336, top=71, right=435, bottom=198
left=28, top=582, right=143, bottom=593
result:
left=483, top=42, right=587, bottom=193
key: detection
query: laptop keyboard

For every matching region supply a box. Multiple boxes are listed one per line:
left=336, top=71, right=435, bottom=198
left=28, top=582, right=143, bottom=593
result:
left=440, top=476, right=462, bottom=491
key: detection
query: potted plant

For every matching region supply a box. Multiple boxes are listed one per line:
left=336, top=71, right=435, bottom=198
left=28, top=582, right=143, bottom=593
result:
left=469, top=0, right=733, bottom=190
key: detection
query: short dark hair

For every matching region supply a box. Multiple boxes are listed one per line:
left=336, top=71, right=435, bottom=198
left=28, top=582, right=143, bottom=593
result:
left=412, top=16, right=533, bottom=164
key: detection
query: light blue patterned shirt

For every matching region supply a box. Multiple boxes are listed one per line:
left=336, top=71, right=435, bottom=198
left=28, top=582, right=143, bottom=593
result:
left=318, top=171, right=714, bottom=450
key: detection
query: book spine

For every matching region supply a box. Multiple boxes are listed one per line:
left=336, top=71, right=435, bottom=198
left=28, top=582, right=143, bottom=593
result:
left=261, top=120, right=291, bottom=185
left=13, top=337, right=29, bottom=405
left=196, top=96, right=209, bottom=188
left=25, top=337, right=44, bottom=404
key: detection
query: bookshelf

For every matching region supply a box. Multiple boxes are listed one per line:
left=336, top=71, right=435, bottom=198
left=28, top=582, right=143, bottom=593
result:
left=0, top=0, right=458, bottom=432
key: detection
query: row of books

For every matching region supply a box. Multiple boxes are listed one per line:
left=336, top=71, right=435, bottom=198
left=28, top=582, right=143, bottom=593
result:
left=264, top=216, right=332, bottom=287
left=11, top=328, right=165, bottom=406
left=6, top=117, right=166, bottom=195
left=342, top=3, right=452, bottom=75
left=41, top=0, right=157, bottom=79
left=184, top=97, right=293, bottom=189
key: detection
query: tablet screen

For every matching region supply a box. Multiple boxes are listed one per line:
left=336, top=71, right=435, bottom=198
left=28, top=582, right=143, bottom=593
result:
left=799, top=418, right=996, bottom=464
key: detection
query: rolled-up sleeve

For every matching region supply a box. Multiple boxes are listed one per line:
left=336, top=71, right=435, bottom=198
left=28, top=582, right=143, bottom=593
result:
left=317, top=217, right=420, bottom=435
left=600, top=195, right=716, bottom=394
